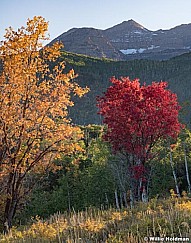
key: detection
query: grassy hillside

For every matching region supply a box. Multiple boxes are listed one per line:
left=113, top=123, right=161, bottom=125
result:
left=60, top=51, right=191, bottom=125
left=1, top=196, right=191, bottom=242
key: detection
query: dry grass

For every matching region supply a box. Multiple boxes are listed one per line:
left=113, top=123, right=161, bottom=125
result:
left=0, top=196, right=191, bottom=242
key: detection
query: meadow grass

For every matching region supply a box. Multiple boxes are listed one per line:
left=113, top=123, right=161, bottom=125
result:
left=0, top=195, right=191, bottom=242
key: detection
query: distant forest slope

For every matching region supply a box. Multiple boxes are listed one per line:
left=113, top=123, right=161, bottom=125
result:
left=60, top=51, right=191, bottom=125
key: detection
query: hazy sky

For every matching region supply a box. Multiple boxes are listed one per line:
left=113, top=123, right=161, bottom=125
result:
left=1, top=0, right=191, bottom=42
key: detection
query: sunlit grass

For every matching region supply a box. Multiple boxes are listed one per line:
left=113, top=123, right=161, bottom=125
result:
left=0, top=196, right=191, bottom=242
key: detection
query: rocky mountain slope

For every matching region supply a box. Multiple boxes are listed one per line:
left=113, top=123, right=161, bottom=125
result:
left=49, top=20, right=191, bottom=60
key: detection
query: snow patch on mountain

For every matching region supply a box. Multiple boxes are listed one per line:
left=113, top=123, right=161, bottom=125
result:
left=120, top=49, right=137, bottom=54
left=120, top=45, right=160, bottom=55
left=134, top=31, right=144, bottom=34
left=148, top=45, right=160, bottom=50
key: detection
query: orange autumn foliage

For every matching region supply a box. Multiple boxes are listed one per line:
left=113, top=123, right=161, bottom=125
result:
left=0, top=16, right=89, bottom=231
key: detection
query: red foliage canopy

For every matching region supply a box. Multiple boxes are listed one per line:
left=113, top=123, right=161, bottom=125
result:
left=97, top=77, right=182, bottom=163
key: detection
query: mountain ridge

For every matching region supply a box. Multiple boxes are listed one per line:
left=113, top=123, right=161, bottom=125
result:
left=49, top=19, right=191, bottom=60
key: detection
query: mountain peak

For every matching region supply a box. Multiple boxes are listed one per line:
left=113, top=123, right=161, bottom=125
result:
left=104, top=19, right=147, bottom=34
left=117, top=19, right=147, bottom=31
left=122, top=19, right=145, bottom=28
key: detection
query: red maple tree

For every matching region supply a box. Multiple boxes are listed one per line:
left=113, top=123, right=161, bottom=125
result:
left=97, top=77, right=182, bottom=164
left=97, top=77, right=182, bottom=202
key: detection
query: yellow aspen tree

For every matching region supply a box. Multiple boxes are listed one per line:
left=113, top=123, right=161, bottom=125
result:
left=0, top=16, right=89, bottom=232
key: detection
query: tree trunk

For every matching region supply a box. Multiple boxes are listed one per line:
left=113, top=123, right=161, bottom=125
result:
left=138, top=179, right=142, bottom=201
left=66, top=180, right=71, bottom=212
left=119, top=192, right=123, bottom=208
left=183, top=143, right=191, bottom=194
left=129, top=177, right=135, bottom=208
left=3, top=171, right=20, bottom=234
left=141, top=186, right=148, bottom=203
left=123, top=192, right=128, bottom=208
left=129, top=189, right=134, bottom=208
left=114, top=190, right=120, bottom=209
left=105, top=192, right=109, bottom=207
left=169, top=145, right=180, bottom=197
left=3, top=172, right=14, bottom=234
left=3, top=206, right=14, bottom=234
left=3, top=195, right=18, bottom=234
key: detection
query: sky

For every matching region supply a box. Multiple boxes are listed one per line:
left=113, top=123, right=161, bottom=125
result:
left=1, top=0, right=191, bottom=42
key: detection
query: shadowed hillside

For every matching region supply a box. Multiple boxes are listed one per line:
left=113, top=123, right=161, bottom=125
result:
left=59, top=51, right=191, bottom=125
